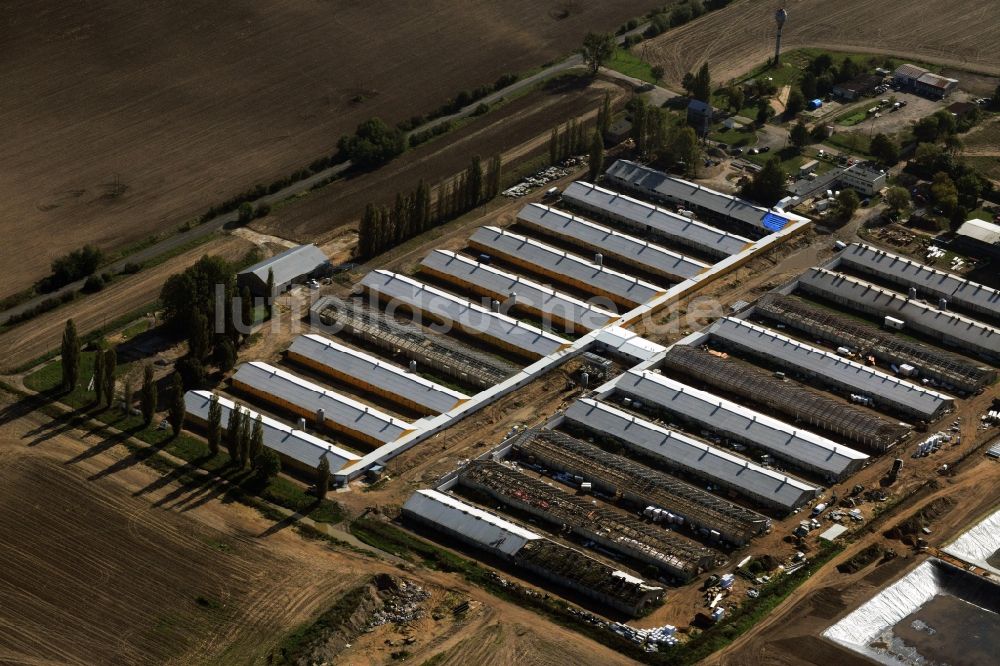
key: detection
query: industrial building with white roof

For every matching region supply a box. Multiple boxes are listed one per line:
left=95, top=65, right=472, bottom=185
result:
left=707, top=317, right=953, bottom=421
left=185, top=390, right=360, bottom=473
left=360, top=269, right=569, bottom=359
left=797, top=267, right=1000, bottom=360
left=231, top=361, right=413, bottom=446
left=837, top=243, right=1000, bottom=323
left=516, top=203, right=709, bottom=281
left=560, top=180, right=752, bottom=258
left=563, top=398, right=818, bottom=512
left=611, top=369, right=869, bottom=480
left=419, top=249, right=615, bottom=333
left=467, top=226, right=665, bottom=308
left=286, top=334, right=468, bottom=415
left=602, top=159, right=809, bottom=234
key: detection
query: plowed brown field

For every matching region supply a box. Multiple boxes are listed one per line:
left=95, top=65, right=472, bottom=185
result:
left=643, top=0, right=1000, bottom=88
left=0, top=0, right=649, bottom=298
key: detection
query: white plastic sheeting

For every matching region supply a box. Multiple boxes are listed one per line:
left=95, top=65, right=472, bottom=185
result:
left=942, top=507, right=1000, bottom=576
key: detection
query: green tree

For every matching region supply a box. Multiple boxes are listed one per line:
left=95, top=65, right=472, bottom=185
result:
left=580, top=32, right=615, bottom=76
left=103, top=348, right=117, bottom=409
left=549, top=127, right=559, bottom=164
left=726, top=86, right=745, bottom=113
left=207, top=395, right=222, bottom=457
left=884, top=186, right=911, bottom=219
left=681, top=71, right=695, bottom=96
left=61, top=319, right=80, bottom=393
left=870, top=133, right=899, bottom=165
left=632, top=96, right=648, bottom=154
left=122, top=379, right=133, bottom=416
left=930, top=172, right=959, bottom=216
left=226, top=404, right=243, bottom=462
left=188, top=310, right=210, bottom=360
left=914, top=116, right=940, bottom=143
left=265, top=268, right=275, bottom=307
left=651, top=65, right=665, bottom=83
left=588, top=130, right=605, bottom=182
left=467, top=156, right=484, bottom=208
left=691, top=62, right=711, bottom=102
left=237, top=202, right=254, bottom=225
left=800, top=71, right=818, bottom=99
left=140, top=364, right=157, bottom=426
left=790, top=121, right=810, bottom=149
left=835, top=188, right=861, bottom=219
left=249, top=415, right=264, bottom=464
left=93, top=350, right=105, bottom=407
left=810, top=123, right=830, bottom=142
left=159, top=254, right=235, bottom=337
left=216, top=337, right=237, bottom=372
left=167, top=373, right=185, bottom=438
left=316, top=454, right=331, bottom=499
left=741, top=156, right=786, bottom=206
left=337, top=117, right=405, bottom=168
left=992, top=83, right=1000, bottom=110
left=599, top=92, right=612, bottom=138
left=756, top=100, right=774, bottom=125
left=785, top=88, right=806, bottom=116
left=486, top=157, right=502, bottom=200
left=238, top=408, right=252, bottom=469
left=239, top=285, right=254, bottom=331
left=254, top=448, right=281, bottom=483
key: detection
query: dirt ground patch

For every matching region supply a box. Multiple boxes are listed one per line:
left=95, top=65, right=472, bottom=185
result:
left=253, top=78, right=623, bottom=246
left=0, top=235, right=256, bottom=372
left=0, top=1, right=649, bottom=299
left=0, top=402, right=371, bottom=665
left=643, top=0, right=1000, bottom=88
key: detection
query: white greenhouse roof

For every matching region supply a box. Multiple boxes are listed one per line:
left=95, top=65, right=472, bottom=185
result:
left=420, top=250, right=615, bottom=331
left=839, top=243, right=1000, bottom=321
left=614, top=370, right=869, bottom=479
left=797, top=267, right=1000, bottom=358
left=709, top=317, right=953, bottom=420
left=403, top=489, right=541, bottom=557
left=231, top=361, right=413, bottom=443
left=564, top=399, right=817, bottom=511
left=593, top=326, right=666, bottom=362
left=516, top=203, right=708, bottom=280
left=287, top=334, right=467, bottom=414
left=185, top=390, right=360, bottom=472
left=468, top=226, right=664, bottom=306
left=360, top=270, right=568, bottom=358
left=562, top=180, right=752, bottom=258
left=956, top=218, right=1000, bottom=245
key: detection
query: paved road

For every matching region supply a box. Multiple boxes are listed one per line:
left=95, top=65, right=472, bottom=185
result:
left=1, top=29, right=648, bottom=326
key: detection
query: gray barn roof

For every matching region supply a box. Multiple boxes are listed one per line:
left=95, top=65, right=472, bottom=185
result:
left=839, top=243, right=1000, bottom=321
left=516, top=203, right=708, bottom=280
left=403, top=489, right=541, bottom=557
left=797, top=267, right=1000, bottom=359
left=561, top=181, right=752, bottom=258
left=468, top=226, right=665, bottom=306
left=238, top=244, right=329, bottom=287
left=603, top=160, right=807, bottom=231
left=287, top=334, right=467, bottom=414
left=359, top=270, right=568, bottom=358
left=564, top=399, right=817, bottom=511
left=709, top=317, right=953, bottom=420
left=613, top=370, right=869, bottom=480
left=185, top=390, right=360, bottom=472
left=231, top=361, right=413, bottom=443
left=419, top=250, right=615, bottom=331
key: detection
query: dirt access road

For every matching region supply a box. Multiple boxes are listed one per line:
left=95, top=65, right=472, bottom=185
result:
left=0, top=392, right=640, bottom=665
left=0, top=0, right=650, bottom=300
left=642, top=0, right=1000, bottom=88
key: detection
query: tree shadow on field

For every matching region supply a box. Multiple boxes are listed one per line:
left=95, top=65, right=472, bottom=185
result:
left=85, top=424, right=159, bottom=480
left=257, top=500, right=322, bottom=539
left=152, top=464, right=251, bottom=514
left=132, top=454, right=213, bottom=498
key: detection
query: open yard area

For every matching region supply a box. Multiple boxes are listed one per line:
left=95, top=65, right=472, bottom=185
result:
left=0, top=0, right=649, bottom=299
left=643, top=0, right=1000, bottom=88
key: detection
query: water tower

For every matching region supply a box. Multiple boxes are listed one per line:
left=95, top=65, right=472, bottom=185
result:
left=774, top=8, right=788, bottom=66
